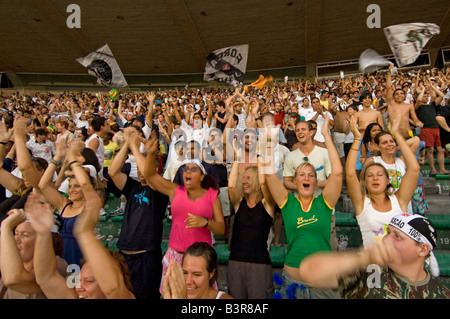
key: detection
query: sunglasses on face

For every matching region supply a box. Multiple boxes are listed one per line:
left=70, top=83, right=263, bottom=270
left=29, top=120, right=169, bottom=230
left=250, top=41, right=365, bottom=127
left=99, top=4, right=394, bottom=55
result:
left=182, top=166, right=200, bottom=173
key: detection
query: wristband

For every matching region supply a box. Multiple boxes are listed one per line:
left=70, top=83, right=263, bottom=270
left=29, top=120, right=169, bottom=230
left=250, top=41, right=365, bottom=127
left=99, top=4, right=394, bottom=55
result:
left=203, top=218, right=209, bottom=228
left=50, top=159, right=62, bottom=167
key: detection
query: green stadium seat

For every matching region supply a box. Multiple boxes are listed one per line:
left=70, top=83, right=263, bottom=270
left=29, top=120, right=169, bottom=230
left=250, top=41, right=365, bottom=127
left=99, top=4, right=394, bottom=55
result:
left=270, top=246, right=286, bottom=268
left=215, top=244, right=230, bottom=265
left=435, top=252, right=450, bottom=277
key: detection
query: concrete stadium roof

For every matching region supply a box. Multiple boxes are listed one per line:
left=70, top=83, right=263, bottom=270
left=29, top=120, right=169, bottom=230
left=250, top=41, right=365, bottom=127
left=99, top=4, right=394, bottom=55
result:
left=1, top=0, right=449, bottom=89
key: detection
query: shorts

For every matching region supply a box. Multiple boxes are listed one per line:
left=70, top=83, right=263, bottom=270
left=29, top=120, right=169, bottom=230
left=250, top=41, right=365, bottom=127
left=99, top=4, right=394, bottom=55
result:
left=227, top=260, right=273, bottom=299
left=276, top=269, right=341, bottom=299
left=420, top=127, right=442, bottom=148
left=332, top=131, right=346, bottom=159
left=121, top=249, right=162, bottom=299
left=159, top=246, right=184, bottom=295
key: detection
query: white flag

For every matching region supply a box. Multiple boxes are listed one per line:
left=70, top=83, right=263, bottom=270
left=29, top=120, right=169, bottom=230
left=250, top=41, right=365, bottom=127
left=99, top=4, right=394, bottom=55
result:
left=76, top=44, right=128, bottom=88
left=358, top=48, right=392, bottom=73
left=383, top=23, right=440, bottom=67
left=204, top=44, right=249, bottom=87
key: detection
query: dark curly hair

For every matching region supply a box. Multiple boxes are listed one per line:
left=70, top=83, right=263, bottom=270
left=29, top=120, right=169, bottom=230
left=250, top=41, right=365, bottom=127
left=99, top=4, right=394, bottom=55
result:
left=362, top=123, right=383, bottom=147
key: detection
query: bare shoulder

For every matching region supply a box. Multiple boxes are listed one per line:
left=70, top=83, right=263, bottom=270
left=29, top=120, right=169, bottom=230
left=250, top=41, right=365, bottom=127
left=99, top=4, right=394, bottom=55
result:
left=218, top=291, right=234, bottom=299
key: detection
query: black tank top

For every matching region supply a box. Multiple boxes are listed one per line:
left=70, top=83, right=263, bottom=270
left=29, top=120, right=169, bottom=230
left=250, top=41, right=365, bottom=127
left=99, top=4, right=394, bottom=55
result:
left=229, top=198, right=273, bottom=264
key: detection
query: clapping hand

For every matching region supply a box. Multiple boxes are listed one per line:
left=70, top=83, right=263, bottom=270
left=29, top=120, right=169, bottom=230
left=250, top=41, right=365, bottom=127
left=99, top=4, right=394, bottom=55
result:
left=162, top=260, right=187, bottom=299
left=25, top=192, right=54, bottom=235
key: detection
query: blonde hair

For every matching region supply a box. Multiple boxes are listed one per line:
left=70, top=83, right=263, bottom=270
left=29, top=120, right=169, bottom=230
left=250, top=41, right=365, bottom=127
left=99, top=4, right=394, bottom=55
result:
left=360, top=162, right=394, bottom=201
left=237, top=166, right=263, bottom=203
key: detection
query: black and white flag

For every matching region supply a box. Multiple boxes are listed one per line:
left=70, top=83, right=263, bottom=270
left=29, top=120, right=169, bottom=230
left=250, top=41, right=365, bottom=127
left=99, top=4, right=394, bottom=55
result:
left=383, top=23, right=440, bottom=67
left=76, top=44, right=128, bottom=88
left=204, top=44, right=249, bottom=87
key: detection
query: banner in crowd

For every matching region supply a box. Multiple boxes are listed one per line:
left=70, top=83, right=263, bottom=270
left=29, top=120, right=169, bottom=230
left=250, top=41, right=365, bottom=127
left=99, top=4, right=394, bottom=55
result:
left=383, top=23, right=440, bottom=67
left=76, top=44, right=128, bottom=88
left=358, top=48, right=392, bottom=73
left=203, top=44, right=249, bottom=87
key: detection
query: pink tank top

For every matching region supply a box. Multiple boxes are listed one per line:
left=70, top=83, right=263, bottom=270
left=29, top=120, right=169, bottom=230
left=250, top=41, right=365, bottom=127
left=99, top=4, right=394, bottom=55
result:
left=169, top=186, right=218, bottom=253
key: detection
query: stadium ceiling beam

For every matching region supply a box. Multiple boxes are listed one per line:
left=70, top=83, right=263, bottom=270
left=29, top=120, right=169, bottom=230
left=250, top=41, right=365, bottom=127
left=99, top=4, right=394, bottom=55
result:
left=31, top=0, right=94, bottom=55
left=304, top=0, right=322, bottom=64
left=166, top=0, right=207, bottom=71
left=2, top=71, right=25, bottom=87
left=0, top=56, right=25, bottom=87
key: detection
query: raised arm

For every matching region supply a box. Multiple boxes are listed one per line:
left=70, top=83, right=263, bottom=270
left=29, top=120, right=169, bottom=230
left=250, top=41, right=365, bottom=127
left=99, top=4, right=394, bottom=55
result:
left=415, top=83, right=425, bottom=109
left=0, top=122, right=22, bottom=193
left=258, top=152, right=275, bottom=217
left=385, top=64, right=394, bottom=104
left=391, top=121, right=420, bottom=211
left=298, top=239, right=396, bottom=289
left=145, top=91, right=155, bottom=128
left=72, top=162, right=133, bottom=299
left=345, top=116, right=364, bottom=215
left=143, top=136, right=176, bottom=199
left=127, top=127, right=157, bottom=189
left=236, top=88, right=250, bottom=115
left=0, top=209, right=42, bottom=294
left=172, top=100, right=183, bottom=125
left=228, top=148, right=242, bottom=209
left=75, top=193, right=133, bottom=298
left=260, top=130, right=289, bottom=207
left=430, top=81, right=445, bottom=106
left=14, top=117, right=42, bottom=189
left=26, top=192, right=78, bottom=299
left=205, top=94, right=213, bottom=128
left=321, top=113, right=343, bottom=208
left=223, top=95, right=236, bottom=145
left=38, top=139, right=68, bottom=211
left=117, top=99, right=126, bottom=122
left=108, top=130, right=132, bottom=191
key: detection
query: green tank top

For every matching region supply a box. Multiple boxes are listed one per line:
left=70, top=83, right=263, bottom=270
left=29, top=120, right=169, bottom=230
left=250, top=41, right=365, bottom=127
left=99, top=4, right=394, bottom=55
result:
left=280, top=193, right=333, bottom=268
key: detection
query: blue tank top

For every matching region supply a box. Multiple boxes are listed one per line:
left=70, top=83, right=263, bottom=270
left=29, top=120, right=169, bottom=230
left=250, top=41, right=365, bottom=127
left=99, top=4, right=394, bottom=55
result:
left=60, top=203, right=83, bottom=267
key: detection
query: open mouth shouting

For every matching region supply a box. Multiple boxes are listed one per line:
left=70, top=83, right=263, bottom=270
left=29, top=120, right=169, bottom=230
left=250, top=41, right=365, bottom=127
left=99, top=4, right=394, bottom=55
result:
left=302, top=182, right=311, bottom=190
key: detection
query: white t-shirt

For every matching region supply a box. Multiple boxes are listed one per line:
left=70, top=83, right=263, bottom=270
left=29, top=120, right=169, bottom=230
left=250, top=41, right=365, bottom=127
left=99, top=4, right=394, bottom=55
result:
left=282, top=146, right=331, bottom=197
left=356, top=194, right=404, bottom=248
left=180, top=120, right=210, bottom=148
left=304, top=111, right=334, bottom=143
left=372, top=156, right=413, bottom=214
left=85, top=133, right=104, bottom=179
left=163, top=158, right=188, bottom=181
